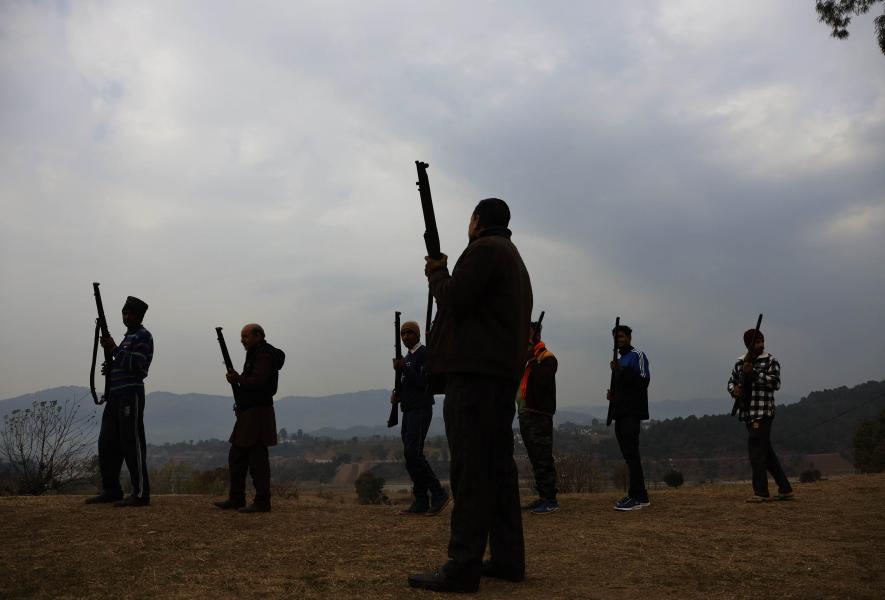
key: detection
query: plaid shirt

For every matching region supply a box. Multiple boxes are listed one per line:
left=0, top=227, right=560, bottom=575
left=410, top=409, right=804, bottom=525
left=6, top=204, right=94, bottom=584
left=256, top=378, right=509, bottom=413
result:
left=727, top=352, right=780, bottom=422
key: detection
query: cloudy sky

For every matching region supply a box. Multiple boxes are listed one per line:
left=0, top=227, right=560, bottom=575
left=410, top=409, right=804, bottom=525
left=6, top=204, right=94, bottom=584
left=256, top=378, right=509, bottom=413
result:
left=1, top=1, right=883, bottom=410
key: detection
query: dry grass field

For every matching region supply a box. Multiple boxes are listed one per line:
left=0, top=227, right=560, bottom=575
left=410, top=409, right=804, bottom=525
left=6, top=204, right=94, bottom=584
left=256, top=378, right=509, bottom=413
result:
left=2, top=474, right=884, bottom=600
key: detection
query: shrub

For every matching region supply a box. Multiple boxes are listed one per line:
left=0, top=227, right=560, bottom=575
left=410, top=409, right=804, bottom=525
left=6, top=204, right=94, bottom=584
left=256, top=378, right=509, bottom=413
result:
left=799, top=469, right=822, bottom=483
left=663, top=469, right=684, bottom=488
left=354, top=471, right=387, bottom=504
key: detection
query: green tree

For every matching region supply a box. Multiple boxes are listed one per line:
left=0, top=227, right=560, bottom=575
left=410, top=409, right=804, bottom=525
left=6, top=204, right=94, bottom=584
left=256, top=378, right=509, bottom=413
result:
left=853, top=408, right=885, bottom=472
left=816, top=1, right=885, bottom=55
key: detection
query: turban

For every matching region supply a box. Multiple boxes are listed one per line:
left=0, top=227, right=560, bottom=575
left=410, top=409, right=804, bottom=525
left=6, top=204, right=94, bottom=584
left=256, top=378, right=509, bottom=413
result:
left=123, top=296, right=149, bottom=316
left=743, top=328, right=764, bottom=349
left=401, top=321, right=421, bottom=336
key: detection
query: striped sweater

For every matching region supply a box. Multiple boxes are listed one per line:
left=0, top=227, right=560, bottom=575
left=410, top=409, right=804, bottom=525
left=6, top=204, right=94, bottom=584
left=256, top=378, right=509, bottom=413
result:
left=110, top=325, right=153, bottom=392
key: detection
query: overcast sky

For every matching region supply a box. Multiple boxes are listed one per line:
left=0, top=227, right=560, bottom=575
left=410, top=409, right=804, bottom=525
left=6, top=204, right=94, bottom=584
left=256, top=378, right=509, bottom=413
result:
left=1, top=1, right=883, bottom=409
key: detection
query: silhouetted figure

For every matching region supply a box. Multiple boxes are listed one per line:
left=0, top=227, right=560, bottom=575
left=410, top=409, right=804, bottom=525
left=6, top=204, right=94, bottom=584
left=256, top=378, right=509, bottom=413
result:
left=409, top=198, right=532, bottom=594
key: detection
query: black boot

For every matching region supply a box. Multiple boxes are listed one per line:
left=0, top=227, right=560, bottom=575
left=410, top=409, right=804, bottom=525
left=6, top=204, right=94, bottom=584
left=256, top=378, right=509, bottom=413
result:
left=238, top=501, right=271, bottom=513
left=213, top=498, right=246, bottom=510
left=114, top=495, right=150, bottom=507
left=426, top=490, right=450, bottom=516
left=85, top=492, right=123, bottom=504
left=408, top=562, right=480, bottom=593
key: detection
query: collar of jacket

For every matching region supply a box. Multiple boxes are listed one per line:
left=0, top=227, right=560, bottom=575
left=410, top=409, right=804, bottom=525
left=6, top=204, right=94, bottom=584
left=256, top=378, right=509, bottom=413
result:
left=618, top=344, right=634, bottom=357
left=739, top=351, right=770, bottom=360
left=476, top=226, right=512, bottom=240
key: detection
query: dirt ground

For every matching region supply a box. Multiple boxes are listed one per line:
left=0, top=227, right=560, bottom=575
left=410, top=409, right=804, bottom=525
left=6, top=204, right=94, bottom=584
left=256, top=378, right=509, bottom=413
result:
left=2, top=474, right=884, bottom=600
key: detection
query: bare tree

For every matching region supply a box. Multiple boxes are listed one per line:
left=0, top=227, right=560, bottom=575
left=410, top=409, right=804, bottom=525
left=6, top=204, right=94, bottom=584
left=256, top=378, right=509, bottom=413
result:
left=555, top=454, right=597, bottom=493
left=1, top=398, right=97, bottom=495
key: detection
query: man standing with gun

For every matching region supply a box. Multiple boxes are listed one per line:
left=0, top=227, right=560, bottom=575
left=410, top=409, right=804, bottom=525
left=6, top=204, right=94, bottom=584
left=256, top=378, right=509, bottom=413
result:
left=727, top=321, right=793, bottom=503
left=409, top=190, right=532, bottom=594
left=607, top=323, right=651, bottom=511
left=214, top=323, right=285, bottom=513
left=390, top=319, right=449, bottom=515
left=86, top=293, right=153, bottom=507
left=517, top=313, right=560, bottom=515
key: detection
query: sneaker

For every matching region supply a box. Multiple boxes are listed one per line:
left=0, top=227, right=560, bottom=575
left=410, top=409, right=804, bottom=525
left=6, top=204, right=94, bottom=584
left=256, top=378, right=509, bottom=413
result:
left=614, top=497, right=643, bottom=511
left=745, top=495, right=771, bottom=503
left=213, top=498, right=246, bottom=510
left=522, top=498, right=544, bottom=511
left=481, top=560, right=525, bottom=582
left=84, top=492, right=123, bottom=504
left=776, top=492, right=795, bottom=501
left=400, top=500, right=429, bottom=515
left=113, top=495, right=150, bottom=507
left=426, top=491, right=450, bottom=516
left=638, top=498, right=651, bottom=507
left=530, top=499, right=560, bottom=515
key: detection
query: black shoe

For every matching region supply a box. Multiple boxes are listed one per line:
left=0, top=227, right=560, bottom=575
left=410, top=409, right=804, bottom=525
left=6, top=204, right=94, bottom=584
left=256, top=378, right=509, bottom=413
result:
left=426, top=491, right=451, bottom=516
left=85, top=492, right=123, bottom=504
left=399, top=498, right=430, bottom=515
left=481, top=560, right=525, bottom=583
left=238, top=502, right=271, bottom=513
left=213, top=498, right=246, bottom=510
left=114, top=496, right=150, bottom=507
left=408, top=564, right=479, bottom=593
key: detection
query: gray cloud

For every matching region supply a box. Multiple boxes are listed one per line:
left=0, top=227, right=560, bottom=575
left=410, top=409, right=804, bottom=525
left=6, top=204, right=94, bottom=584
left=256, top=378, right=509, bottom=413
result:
left=1, top=1, right=883, bottom=410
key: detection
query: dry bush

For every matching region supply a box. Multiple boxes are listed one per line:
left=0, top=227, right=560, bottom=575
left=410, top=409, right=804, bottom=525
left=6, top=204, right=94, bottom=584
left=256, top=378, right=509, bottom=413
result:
left=555, top=454, right=597, bottom=493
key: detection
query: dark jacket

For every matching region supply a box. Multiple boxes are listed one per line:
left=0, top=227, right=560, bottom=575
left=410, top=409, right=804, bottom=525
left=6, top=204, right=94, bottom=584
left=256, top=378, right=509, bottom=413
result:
left=397, top=344, right=434, bottom=411
left=523, top=352, right=557, bottom=416
left=426, top=227, right=533, bottom=380
left=236, top=341, right=286, bottom=410
left=611, top=346, right=650, bottom=421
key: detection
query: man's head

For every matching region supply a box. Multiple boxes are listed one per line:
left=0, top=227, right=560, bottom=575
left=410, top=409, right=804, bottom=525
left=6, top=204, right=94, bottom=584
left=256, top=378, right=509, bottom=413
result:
left=400, top=320, right=420, bottom=350
left=743, top=329, right=765, bottom=355
left=469, top=197, right=510, bottom=241
left=613, top=324, right=633, bottom=351
left=122, top=296, right=148, bottom=329
left=528, top=320, right=543, bottom=347
left=240, top=323, right=266, bottom=350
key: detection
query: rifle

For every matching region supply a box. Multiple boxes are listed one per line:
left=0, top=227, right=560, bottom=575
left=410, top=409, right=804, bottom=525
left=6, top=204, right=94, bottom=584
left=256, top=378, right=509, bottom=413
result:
left=89, top=282, right=112, bottom=405
left=731, top=314, right=763, bottom=417
left=416, top=161, right=442, bottom=336
left=215, top=327, right=239, bottom=412
left=388, top=311, right=402, bottom=428
left=533, top=311, right=545, bottom=341
left=606, top=316, right=621, bottom=426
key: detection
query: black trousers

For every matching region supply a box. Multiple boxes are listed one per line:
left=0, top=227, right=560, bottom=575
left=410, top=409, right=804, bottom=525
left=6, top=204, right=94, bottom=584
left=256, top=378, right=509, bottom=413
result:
left=228, top=444, right=271, bottom=505
left=98, top=388, right=150, bottom=500
left=746, top=417, right=792, bottom=497
left=401, top=405, right=443, bottom=500
left=614, top=417, right=647, bottom=502
left=444, top=373, right=524, bottom=580
left=518, top=411, right=557, bottom=500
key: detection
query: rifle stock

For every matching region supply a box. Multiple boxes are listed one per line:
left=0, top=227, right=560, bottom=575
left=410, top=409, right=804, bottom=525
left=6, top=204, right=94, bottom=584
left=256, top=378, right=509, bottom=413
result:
left=606, top=316, right=620, bottom=426
left=89, top=282, right=112, bottom=405
left=215, top=327, right=239, bottom=411
left=731, top=314, right=763, bottom=417
left=388, top=311, right=402, bottom=428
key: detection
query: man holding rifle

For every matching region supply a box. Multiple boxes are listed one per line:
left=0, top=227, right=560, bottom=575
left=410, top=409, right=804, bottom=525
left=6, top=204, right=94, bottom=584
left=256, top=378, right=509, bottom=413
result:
left=214, top=323, right=285, bottom=513
left=409, top=197, right=532, bottom=594
left=391, top=320, right=449, bottom=516
left=727, top=326, right=793, bottom=503
left=607, top=323, right=650, bottom=511
left=87, top=295, right=153, bottom=507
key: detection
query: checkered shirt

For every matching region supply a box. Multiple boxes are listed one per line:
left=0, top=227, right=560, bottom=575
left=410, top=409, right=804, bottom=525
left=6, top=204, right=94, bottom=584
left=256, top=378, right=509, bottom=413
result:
left=727, top=352, right=781, bottom=422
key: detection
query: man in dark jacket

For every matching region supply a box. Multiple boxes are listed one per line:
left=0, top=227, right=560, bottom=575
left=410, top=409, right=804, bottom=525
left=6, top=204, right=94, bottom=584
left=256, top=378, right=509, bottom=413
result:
left=408, top=198, right=533, bottom=594
left=518, top=320, right=559, bottom=515
left=214, top=323, right=285, bottom=513
left=607, top=324, right=650, bottom=511
left=87, top=295, right=153, bottom=507
left=391, top=320, right=449, bottom=515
